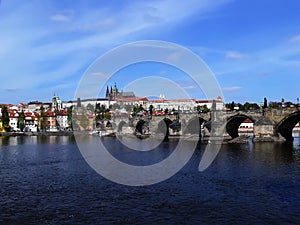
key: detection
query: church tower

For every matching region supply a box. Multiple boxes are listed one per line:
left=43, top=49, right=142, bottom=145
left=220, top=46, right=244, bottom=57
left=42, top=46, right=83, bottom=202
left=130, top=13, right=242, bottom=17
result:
left=112, top=82, right=118, bottom=99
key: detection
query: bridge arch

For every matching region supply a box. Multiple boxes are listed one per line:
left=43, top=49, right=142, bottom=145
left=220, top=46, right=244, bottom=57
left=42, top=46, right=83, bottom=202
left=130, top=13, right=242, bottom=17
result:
left=135, top=119, right=148, bottom=134
left=226, top=114, right=255, bottom=139
left=117, top=120, right=127, bottom=133
left=276, top=111, right=300, bottom=142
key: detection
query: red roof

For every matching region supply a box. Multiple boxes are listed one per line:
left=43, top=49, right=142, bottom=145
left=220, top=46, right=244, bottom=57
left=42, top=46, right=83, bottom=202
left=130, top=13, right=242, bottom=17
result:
left=45, top=110, right=55, bottom=117
left=57, top=109, right=68, bottom=116
left=8, top=109, right=18, bottom=118
left=150, top=98, right=196, bottom=103
left=243, top=118, right=253, bottom=123
left=24, top=112, right=37, bottom=120
left=115, top=96, right=148, bottom=102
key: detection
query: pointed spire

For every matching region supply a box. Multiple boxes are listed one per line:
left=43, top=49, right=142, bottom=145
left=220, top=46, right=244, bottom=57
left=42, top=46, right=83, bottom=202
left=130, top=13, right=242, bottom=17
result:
left=106, top=86, right=109, bottom=97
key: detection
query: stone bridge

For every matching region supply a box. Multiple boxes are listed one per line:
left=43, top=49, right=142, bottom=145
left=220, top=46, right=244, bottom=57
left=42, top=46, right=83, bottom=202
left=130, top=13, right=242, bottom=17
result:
left=111, top=108, right=300, bottom=143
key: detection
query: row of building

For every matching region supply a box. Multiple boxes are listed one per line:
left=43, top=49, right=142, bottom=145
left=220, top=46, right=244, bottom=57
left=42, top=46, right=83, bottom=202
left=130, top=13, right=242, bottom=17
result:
left=0, top=83, right=225, bottom=132
left=0, top=94, right=69, bottom=132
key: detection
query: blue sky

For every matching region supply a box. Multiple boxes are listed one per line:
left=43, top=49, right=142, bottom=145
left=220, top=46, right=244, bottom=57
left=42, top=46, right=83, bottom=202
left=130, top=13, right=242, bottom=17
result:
left=0, top=0, right=300, bottom=104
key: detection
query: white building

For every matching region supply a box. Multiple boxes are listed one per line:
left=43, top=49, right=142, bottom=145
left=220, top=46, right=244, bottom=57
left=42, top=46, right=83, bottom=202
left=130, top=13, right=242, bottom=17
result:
left=63, top=98, right=115, bottom=110
left=56, top=109, right=69, bottom=129
left=195, top=96, right=224, bottom=110
left=147, top=99, right=197, bottom=112
left=146, top=96, right=224, bottom=112
left=8, top=110, right=19, bottom=131
left=238, top=118, right=254, bottom=133
left=24, top=112, right=38, bottom=132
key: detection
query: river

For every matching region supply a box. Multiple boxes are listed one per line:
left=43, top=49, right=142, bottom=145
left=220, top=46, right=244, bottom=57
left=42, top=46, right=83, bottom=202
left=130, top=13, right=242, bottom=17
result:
left=0, top=135, right=299, bottom=224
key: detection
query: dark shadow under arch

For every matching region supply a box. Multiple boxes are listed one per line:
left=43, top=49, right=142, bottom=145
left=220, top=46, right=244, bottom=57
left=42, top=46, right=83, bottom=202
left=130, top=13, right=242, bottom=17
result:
left=276, top=111, right=300, bottom=143
left=226, top=114, right=255, bottom=139
left=117, top=121, right=127, bottom=132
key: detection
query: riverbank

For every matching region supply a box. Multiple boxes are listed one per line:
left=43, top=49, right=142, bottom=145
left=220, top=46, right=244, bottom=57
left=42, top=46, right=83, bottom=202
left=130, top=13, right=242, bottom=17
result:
left=0, top=131, right=74, bottom=137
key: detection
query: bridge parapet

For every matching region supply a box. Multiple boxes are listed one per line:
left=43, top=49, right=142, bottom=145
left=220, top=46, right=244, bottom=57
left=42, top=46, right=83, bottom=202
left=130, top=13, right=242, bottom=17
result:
left=110, top=108, right=300, bottom=143
left=265, top=108, right=299, bottom=124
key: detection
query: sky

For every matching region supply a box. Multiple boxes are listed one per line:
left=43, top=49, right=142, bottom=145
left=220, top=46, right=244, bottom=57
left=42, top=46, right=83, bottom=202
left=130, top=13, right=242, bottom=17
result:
left=0, top=0, right=300, bottom=104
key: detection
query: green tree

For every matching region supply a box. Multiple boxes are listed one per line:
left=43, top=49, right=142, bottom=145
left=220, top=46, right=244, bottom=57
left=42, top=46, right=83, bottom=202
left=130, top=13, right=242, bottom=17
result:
left=1, top=106, right=10, bottom=132
left=67, top=106, right=73, bottom=129
left=196, top=105, right=210, bottom=113
left=139, top=104, right=144, bottom=111
left=39, top=106, right=47, bottom=131
left=237, top=103, right=244, bottom=110
left=131, top=106, right=139, bottom=116
left=164, top=108, right=169, bottom=115
left=17, top=110, right=25, bottom=131
left=244, top=102, right=250, bottom=110
left=104, top=113, right=111, bottom=120
left=231, top=101, right=235, bottom=111
left=285, top=101, right=294, bottom=107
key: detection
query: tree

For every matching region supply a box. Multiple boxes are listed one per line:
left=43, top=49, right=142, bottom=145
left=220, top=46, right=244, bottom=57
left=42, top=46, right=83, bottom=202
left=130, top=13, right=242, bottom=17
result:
left=243, top=102, right=250, bottom=110
left=269, top=102, right=281, bottom=109
left=164, top=108, right=169, bottom=115
left=67, top=106, right=73, bottom=129
left=237, top=103, right=244, bottom=110
left=251, top=103, right=260, bottom=110
left=196, top=105, right=210, bottom=113
left=17, top=110, right=25, bottom=131
left=104, top=113, right=111, bottom=120
left=230, top=101, right=235, bottom=111
left=1, top=106, right=10, bottom=132
left=285, top=101, right=294, bottom=107
left=139, top=104, right=144, bottom=111
left=39, top=106, right=47, bottom=131
left=131, top=106, right=139, bottom=116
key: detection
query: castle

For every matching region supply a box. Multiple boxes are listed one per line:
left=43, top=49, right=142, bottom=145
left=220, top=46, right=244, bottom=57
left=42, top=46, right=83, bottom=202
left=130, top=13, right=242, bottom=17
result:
left=105, top=82, right=135, bottom=100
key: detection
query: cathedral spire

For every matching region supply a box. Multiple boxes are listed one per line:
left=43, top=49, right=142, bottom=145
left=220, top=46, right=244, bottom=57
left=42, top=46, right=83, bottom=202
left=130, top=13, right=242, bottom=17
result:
left=106, top=85, right=109, bottom=98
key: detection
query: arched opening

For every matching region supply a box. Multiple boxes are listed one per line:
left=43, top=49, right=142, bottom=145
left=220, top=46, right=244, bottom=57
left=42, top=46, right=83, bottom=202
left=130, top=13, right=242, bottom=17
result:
left=277, top=111, right=300, bottom=143
left=135, top=120, right=146, bottom=134
left=226, top=114, right=255, bottom=139
left=117, top=121, right=127, bottom=133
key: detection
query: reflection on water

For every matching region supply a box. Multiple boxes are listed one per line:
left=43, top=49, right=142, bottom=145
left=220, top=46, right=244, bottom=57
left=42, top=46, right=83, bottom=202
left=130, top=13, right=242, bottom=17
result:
left=0, top=136, right=299, bottom=224
left=0, top=135, right=75, bottom=146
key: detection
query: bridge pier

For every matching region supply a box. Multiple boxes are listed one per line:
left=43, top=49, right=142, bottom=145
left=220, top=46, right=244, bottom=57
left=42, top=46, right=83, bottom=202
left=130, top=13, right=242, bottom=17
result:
left=253, top=116, right=285, bottom=142
left=111, top=109, right=300, bottom=143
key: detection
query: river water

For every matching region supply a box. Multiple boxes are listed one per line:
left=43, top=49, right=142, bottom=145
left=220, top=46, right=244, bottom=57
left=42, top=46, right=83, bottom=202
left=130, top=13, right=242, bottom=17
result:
left=0, top=135, right=299, bottom=224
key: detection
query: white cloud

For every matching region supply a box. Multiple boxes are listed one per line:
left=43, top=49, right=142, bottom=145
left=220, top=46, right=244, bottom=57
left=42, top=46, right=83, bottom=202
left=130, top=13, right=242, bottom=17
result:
left=290, top=35, right=300, bottom=43
left=182, top=85, right=196, bottom=90
left=71, top=18, right=117, bottom=31
left=49, top=9, right=74, bottom=22
left=167, top=52, right=181, bottom=61
left=222, top=86, right=242, bottom=92
left=50, top=14, right=71, bottom=22
left=225, top=51, right=246, bottom=59
left=0, top=0, right=234, bottom=103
